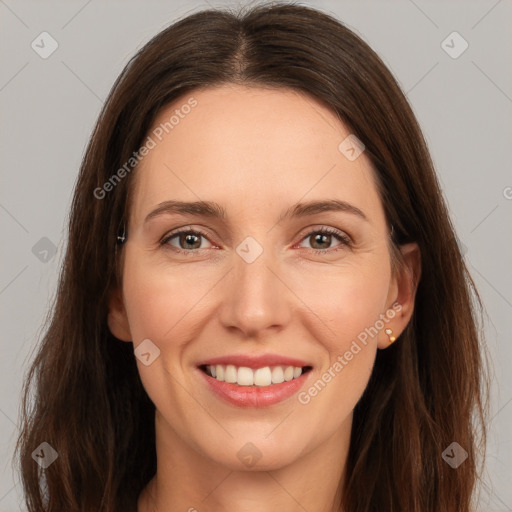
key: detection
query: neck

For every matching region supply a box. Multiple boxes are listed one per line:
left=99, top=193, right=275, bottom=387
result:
left=138, top=410, right=351, bottom=512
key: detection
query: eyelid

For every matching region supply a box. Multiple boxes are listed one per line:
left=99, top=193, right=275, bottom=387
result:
left=295, top=225, right=352, bottom=244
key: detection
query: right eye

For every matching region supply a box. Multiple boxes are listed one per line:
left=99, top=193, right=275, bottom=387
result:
left=160, top=227, right=215, bottom=254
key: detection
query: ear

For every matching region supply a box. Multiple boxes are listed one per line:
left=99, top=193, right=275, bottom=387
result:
left=378, top=242, right=421, bottom=349
left=107, top=286, right=132, bottom=342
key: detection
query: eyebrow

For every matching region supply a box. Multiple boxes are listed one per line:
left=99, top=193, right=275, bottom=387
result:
left=144, top=199, right=368, bottom=225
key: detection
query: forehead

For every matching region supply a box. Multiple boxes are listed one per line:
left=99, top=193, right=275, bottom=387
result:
left=128, top=84, right=384, bottom=229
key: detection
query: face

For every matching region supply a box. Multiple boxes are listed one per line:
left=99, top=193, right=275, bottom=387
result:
left=108, top=83, right=417, bottom=471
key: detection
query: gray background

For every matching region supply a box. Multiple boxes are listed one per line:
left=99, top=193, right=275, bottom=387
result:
left=1, top=0, right=511, bottom=510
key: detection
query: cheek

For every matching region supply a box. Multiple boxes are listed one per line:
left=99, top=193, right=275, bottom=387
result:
left=294, top=262, right=389, bottom=435
left=121, top=247, right=202, bottom=344
left=297, top=258, right=391, bottom=351
left=120, top=250, right=206, bottom=406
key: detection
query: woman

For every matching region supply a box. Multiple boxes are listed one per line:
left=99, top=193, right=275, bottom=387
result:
left=16, top=2, right=489, bottom=511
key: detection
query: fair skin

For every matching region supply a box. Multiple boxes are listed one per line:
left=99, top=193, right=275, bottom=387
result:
left=107, top=84, right=420, bottom=512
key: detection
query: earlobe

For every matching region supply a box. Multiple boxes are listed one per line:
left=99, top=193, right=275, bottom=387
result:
left=378, top=242, right=421, bottom=349
left=107, top=287, right=132, bottom=342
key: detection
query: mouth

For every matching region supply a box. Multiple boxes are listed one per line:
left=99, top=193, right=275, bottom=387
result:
left=196, top=358, right=313, bottom=408
left=199, top=363, right=313, bottom=387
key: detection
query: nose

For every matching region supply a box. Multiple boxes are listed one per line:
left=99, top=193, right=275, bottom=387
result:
left=218, top=242, right=293, bottom=339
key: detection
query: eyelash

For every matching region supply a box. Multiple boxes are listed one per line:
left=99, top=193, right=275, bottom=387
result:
left=160, top=226, right=352, bottom=256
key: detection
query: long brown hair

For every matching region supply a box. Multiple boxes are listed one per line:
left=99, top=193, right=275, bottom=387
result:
left=15, top=2, right=489, bottom=511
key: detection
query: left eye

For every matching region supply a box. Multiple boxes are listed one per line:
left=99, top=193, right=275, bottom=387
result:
left=297, top=228, right=351, bottom=252
left=160, top=227, right=351, bottom=254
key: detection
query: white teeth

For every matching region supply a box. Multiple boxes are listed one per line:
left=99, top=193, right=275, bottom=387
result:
left=225, top=364, right=237, bottom=383
left=205, top=364, right=306, bottom=387
left=237, top=367, right=254, bottom=386
left=284, top=366, right=294, bottom=381
left=271, top=366, right=284, bottom=384
left=254, top=367, right=272, bottom=386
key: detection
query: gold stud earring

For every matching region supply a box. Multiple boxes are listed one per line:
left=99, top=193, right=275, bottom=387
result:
left=385, top=328, right=396, bottom=344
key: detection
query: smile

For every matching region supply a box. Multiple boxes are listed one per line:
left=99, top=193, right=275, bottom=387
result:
left=201, top=364, right=311, bottom=387
left=196, top=354, right=313, bottom=408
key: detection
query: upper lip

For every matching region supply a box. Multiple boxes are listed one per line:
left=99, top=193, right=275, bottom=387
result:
left=197, top=354, right=312, bottom=369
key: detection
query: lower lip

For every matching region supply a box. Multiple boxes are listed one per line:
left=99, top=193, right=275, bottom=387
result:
left=198, top=368, right=311, bottom=408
